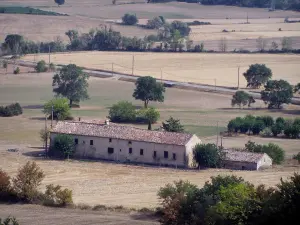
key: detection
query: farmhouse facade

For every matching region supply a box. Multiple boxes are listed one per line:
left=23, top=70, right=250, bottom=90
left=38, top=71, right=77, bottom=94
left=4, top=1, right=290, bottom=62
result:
left=222, top=149, right=272, bottom=170
left=50, top=121, right=202, bottom=168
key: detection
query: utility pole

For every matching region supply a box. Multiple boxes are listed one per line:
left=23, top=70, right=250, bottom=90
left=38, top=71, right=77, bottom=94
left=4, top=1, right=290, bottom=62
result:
left=112, top=63, right=114, bottom=76
left=216, top=121, right=219, bottom=146
left=132, top=55, right=135, bottom=75
left=48, top=45, right=51, bottom=65
left=237, top=66, right=240, bottom=89
left=45, top=116, right=48, bottom=158
left=51, top=104, right=54, bottom=128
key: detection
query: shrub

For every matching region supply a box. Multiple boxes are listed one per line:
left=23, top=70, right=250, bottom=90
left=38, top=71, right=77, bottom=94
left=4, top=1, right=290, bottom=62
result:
left=251, top=119, right=266, bottom=135
left=108, top=101, right=136, bottom=123
left=0, top=217, right=19, bottom=225
left=271, top=123, right=284, bottom=137
left=261, top=127, right=273, bottom=137
left=49, top=134, right=75, bottom=159
left=2, top=61, right=8, bottom=69
left=293, top=153, right=300, bottom=163
left=162, top=117, right=184, bottom=133
left=12, top=161, right=45, bottom=202
left=35, top=60, right=48, bottom=73
left=284, top=124, right=300, bottom=139
left=260, top=116, right=274, bottom=127
left=276, top=117, right=286, bottom=125
left=193, top=143, right=224, bottom=169
left=49, top=63, right=56, bottom=71
left=13, top=67, right=20, bottom=74
left=137, top=107, right=160, bottom=130
left=227, top=117, right=243, bottom=133
left=0, top=170, right=12, bottom=199
left=0, top=103, right=22, bottom=117
left=43, top=98, right=71, bottom=120
left=122, top=13, right=138, bottom=25
left=231, top=91, right=255, bottom=108
left=44, top=184, right=73, bottom=206
left=146, top=16, right=165, bottom=29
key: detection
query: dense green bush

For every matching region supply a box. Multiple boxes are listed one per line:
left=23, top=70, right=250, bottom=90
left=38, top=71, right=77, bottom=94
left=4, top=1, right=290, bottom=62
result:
left=284, top=124, right=300, bottom=139
left=43, top=98, right=71, bottom=120
left=13, top=67, right=20, bottom=74
left=35, top=60, right=48, bottom=73
left=162, top=117, right=184, bottom=133
left=0, top=103, right=22, bottom=117
left=231, top=91, right=255, bottom=108
left=108, top=101, right=136, bottom=123
left=122, top=13, right=138, bottom=25
left=49, top=134, right=75, bottom=159
left=44, top=184, right=73, bottom=206
left=193, top=143, right=224, bottom=168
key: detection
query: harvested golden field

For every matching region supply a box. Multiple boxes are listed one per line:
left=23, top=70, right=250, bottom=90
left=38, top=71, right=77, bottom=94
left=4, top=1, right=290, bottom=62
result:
left=23, top=51, right=300, bottom=87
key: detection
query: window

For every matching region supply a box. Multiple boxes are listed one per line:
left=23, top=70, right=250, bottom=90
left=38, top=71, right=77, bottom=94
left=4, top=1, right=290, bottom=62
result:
left=164, top=151, right=168, bottom=159
left=90, top=140, right=94, bottom=146
left=74, top=138, right=78, bottom=145
left=129, top=148, right=132, bottom=154
left=153, top=151, right=157, bottom=158
left=140, top=149, right=144, bottom=155
left=109, top=138, right=112, bottom=143
left=173, top=153, right=177, bottom=160
left=128, top=141, right=132, bottom=145
left=108, top=147, right=114, bottom=154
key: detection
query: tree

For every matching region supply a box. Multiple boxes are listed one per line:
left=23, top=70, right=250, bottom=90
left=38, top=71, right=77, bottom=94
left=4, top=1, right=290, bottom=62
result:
left=35, top=60, right=48, bottom=73
left=132, top=76, right=165, bottom=108
left=271, top=123, right=284, bottom=137
left=52, top=64, right=89, bottom=106
left=171, top=21, right=191, bottom=37
left=270, top=41, right=279, bottom=51
left=45, top=184, right=73, bottom=206
left=252, top=119, right=266, bottom=135
left=231, top=91, right=255, bottom=108
left=284, top=124, right=300, bottom=139
left=122, top=13, right=138, bottom=25
left=146, top=16, right=165, bottom=29
left=2, top=34, right=24, bottom=55
left=138, top=107, right=160, bottom=130
left=108, top=101, right=136, bottom=123
left=65, top=30, right=78, bottom=43
left=54, top=0, right=65, bottom=6
left=281, top=36, right=292, bottom=51
left=219, top=37, right=228, bottom=52
left=13, top=161, right=45, bottom=202
left=227, top=117, right=243, bottom=133
left=43, top=98, right=71, bottom=120
left=243, top=64, right=272, bottom=88
left=260, top=116, right=274, bottom=127
left=162, top=117, right=184, bottom=133
left=0, top=169, right=12, bottom=199
left=193, top=143, right=224, bottom=169
left=49, top=134, right=75, bottom=159
left=256, top=36, right=268, bottom=51
left=261, top=80, right=293, bottom=109
left=0, top=217, right=19, bottom=225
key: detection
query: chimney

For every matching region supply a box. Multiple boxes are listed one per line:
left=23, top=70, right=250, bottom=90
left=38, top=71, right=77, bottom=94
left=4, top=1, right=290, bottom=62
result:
left=105, top=119, right=110, bottom=125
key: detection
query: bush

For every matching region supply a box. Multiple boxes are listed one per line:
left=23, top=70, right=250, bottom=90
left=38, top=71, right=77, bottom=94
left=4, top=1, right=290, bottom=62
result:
left=49, top=63, right=56, bottom=71
left=0, top=103, right=22, bottom=117
left=12, top=161, right=45, bottom=202
left=0, top=169, right=14, bottom=201
left=44, top=184, right=73, bottom=206
left=293, top=153, right=300, bottom=163
left=261, top=127, right=273, bottom=137
left=146, top=16, right=165, bottom=29
left=193, top=143, right=224, bottom=169
left=0, top=217, right=19, bottom=225
left=43, top=98, right=71, bottom=120
left=251, top=119, right=266, bottom=135
left=13, top=67, right=20, bottom=74
left=271, top=123, right=284, bottom=137
left=49, top=134, right=75, bottom=159
left=284, top=124, right=300, bottom=139
left=35, top=60, right=48, bottom=73
left=260, top=116, right=274, bottom=127
left=231, top=91, right=255, bottom=108
left=108, top=101, right=136, bottom=123
left=162, top=117, right=184, bottom=133
left=122, top=13, right=138, bottom=25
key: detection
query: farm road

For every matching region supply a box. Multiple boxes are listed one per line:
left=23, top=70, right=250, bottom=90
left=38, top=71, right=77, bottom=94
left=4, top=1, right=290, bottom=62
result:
left=0, top=204, right=159, bottom=225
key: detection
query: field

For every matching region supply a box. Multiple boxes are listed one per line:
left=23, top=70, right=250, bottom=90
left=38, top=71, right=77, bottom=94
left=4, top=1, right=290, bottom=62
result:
left=23, top=51, right=300, bottom=87
left=0, top=69, right=300, bottom=208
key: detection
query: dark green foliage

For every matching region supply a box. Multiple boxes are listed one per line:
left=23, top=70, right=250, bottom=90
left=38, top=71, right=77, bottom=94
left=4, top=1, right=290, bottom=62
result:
left=293, top=153, right=300, bottom=163
left=284, top=124, right=300, bottom=139
left=35, top=60, right=48, bottom=73
left=162, top=117, right=184, bottom=133
left=55, top=0, right=65, bottom=6
left=227, top=117, right=243, bottom=133
left=0, top=103, right=22, bottom=117
left=122, top=13, right=138, bottom=25
left=0, top=6, right=65, bottom=16
left=170, top=20, right=191, bottom=37
left=133, top=76, right=165, bottom=108
left=44, top=184, right=73, bottom=206
left=49, top=134, right=75, bottom=159
left=193, top=143, right=224, bottom=169
left=261, top=79, right=293, bottom=109
left=245, top=141, right=285, bottom=164
left=243, top=64, right=272, bottom=88
left=0, top=217, right=19, bottom=225
left=261, top=80, right=293, bottom=109
left=138, top=107, right=160, bottom=130
left=231, top=91, right=255, bottom=108
left=271, top=123, right=284, bottom=137
left=252, top=119, right=266, bottom=135
left=43, top=98, right=71, bottom=120
left=276, top=117, right=286, bottom=126
left=65, top=30, right=78, bottom=42
left=108, top=101, right=136, bottom=123
left=52, top=64, right=89, bottom=106
left=146, top=16, right=165, bottom=29
left=260, top=115, right=274, bottom=127
left=13, top=67, right=20, bottom=74
left=2, top=34, right=24, bottom=54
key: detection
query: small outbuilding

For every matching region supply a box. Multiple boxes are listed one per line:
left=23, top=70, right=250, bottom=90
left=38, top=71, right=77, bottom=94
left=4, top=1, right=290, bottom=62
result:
left=222, top=149, right=272, bottom=170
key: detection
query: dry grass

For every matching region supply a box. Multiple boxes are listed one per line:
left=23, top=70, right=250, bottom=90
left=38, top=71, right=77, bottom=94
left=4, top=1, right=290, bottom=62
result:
left=22, top=51, right=300, bottom=87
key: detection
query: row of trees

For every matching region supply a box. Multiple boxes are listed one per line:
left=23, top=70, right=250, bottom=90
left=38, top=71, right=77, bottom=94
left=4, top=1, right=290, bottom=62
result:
left=0, top=103, right=22, bottom=117
left=158, top=172, right=300, bottom=225
left=228, top=115, right=300, bottom=139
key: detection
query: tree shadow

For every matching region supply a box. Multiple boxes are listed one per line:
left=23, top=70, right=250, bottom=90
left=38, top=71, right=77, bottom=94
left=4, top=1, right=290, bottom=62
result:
left=29, top=116, right=46, bottom=121
left=23, top=104, right=43, bottom=109
left=218, top=107, right=300, bottom=115
left=22, top=146, right=45, bottom=158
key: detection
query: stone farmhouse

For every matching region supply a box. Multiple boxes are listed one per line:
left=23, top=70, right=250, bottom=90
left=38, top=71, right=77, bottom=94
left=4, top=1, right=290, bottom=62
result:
left=50, top=121, right=202, bottom=168
left=222, top=149, right=272, bottom=170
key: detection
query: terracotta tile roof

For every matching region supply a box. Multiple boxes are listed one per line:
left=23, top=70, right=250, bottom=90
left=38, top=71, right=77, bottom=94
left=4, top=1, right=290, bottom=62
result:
left=51, top=121, right=194, bottom=146
left=223, top=149, right=265, bottom=163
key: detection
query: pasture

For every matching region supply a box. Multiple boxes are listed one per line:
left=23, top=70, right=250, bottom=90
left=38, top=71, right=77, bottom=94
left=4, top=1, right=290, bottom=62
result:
left=0, top=70, right=300, bottom=207
left=23, top=51, right=300, bottom=87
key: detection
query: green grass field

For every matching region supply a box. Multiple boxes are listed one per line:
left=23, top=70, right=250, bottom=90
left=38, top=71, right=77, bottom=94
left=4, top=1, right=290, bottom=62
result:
left=0, top=6, right=66, bottom=16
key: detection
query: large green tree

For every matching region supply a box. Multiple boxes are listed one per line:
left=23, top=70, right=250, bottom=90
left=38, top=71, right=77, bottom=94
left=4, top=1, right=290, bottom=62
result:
left=2, top=34, right=24, bottom=54
left=243, top=64, right=272, bottom=88
left=231, top=90, right=255, bottom=108
left=193, top=143, right=224, bottom=169
left=133, top=76, right=165, bottom=108
left=261, top=79, right=293, bottom=109
left=49, top=134, right=75, bottom=159
left=43, top=98, right=71, bottom=120
left=138, top=107, right=160, bottom=130
left=108, top=101, right=136, bottom=123
left=52, top=64, right=89, bottom=106
left=162, top=117, right=184, bottom=133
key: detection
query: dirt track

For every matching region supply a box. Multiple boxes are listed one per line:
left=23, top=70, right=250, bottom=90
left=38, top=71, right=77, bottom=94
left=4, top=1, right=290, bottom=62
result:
left=0, top=204, right=158, bottom=225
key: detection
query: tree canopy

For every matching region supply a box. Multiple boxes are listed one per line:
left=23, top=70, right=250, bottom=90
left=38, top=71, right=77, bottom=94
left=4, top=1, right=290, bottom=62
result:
left=261, top=79, right=293, bottom=109
left=138, top=107, right=160, bottom=130
left=122, top=13, right=138, bottom=25
left=132, top=76, right=165, bottom=108
left=43, top=98, right=71, bottom=120
left=52, top=64, right=89, bottom=106
left=243, top=64, right=272, bottom=88
left=162, top=117, right=184, bottom=133
left=193, top=143, right=224, bottom=169
left=231, top=91, right=255, bottom=108
left=108, top=101, right=136, bottom=123
left=49, top=134, right=75, bottom=159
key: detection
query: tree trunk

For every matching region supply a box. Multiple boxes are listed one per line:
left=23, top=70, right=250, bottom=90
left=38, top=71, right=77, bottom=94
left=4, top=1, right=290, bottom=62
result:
left=69, top=99, right=73, bottom=108
left=144, top=100, right=148, bottom=108
left=148, top=121, right=152, bottom=130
